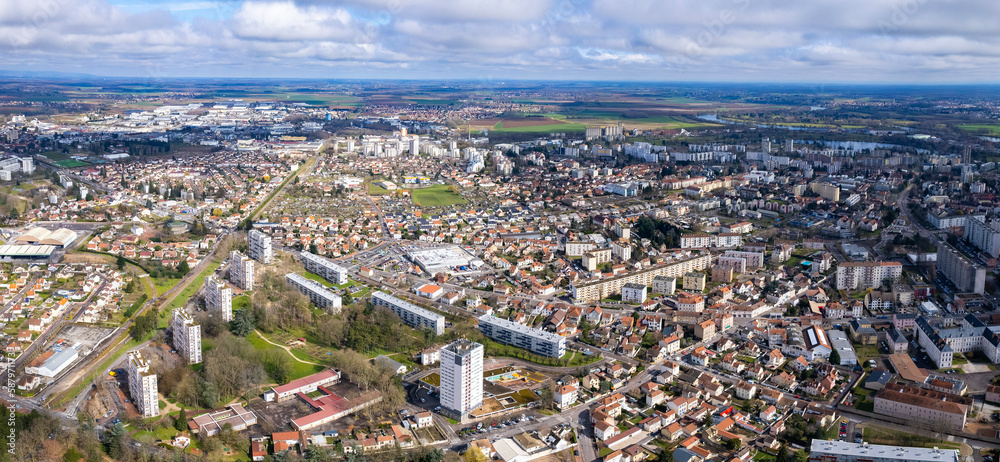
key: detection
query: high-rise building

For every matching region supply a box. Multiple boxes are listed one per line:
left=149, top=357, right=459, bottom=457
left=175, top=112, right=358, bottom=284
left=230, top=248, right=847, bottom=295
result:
left=171, top=309, right=202, bottom=364
left=761, top=137, right=771, bottom=153
left=229, top=250, right=254, bottom=290
left=127, top=351, right=159, bottom=418
left=206, top=274, right=233, bottom=322
left=248, top=230, right=273, bottom=264
left=936, top=243, right=986, bottom=294
left=964, top=215, right=1000, bottom=259
left=440, top=339, right=484, bottom=419
left=300, top=251, right=349, bottom=285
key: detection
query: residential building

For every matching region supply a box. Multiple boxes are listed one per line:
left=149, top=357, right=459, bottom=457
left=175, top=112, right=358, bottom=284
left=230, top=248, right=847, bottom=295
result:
left=127, top=351, right=159, bottom=418
left=300, top=251, right=349, bottom=284
left=171, top=309, right=202, bottom=365
left=964, top=215, right=1000, bottom=259
left=916, top=314, right=1000, bottom=369
left=248, top=229, right=273, bottom=263
left=582, top=249, right=612, bottom=271
left=570, top=254, right=711, bottom=303
left=206, top=274, right=233, bottom=322
left=835, top=262, right=902, bottom=291
left=683, top=272, right=706, bottom=291
left=478, top=315, right=567, bottom=357
left=440, top=339, right=484, bottom=419
left=371, top=292, right=445, bottom=335
left=622, top=283, right=648, bottom=303
left=285, top=273, right=342, bottom=313
left=936, top=243, right=986, bottom=294
left=873, top=383, right=970, bottom=430
left=229, top=250, right=254, bottom=290
left=652, top=276, right=677, bottom=295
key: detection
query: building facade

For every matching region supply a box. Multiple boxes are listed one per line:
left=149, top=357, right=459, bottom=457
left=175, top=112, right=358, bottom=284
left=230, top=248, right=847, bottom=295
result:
left=171, top=309, right=202, bottom=365
left=936, top=243, right=986, bottom=294
left=285, top=273, right=343, bottom=313
left=478, top=315, right=567, bottom=357
left=300, top=251, right=349, bottom=285
left=248, top=229, right=273, bottom=263
left=835, top=262, right=903, bottom=291
left=206, top=274, right=233, bottom=322
left=127, top=351, right=159, bottom=418
left=229, top=250, right=255, bottom=290
left=440, top=339, right=484, bottom=419
left=371, top=292, right=445, bottom=335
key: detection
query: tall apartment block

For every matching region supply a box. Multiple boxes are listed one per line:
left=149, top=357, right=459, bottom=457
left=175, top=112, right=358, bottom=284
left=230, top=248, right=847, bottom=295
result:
left=300, top=251, right=349, bottom=285
left=171, top=309, right=202, bottom=364
left=965, top=215, right=1000, bottom=259
left=936, top=243, right=987, bottom=294
left=229, top=250, right=254, bottom=290
left=248, top=229, right=273, bottom=263
left=206, top=274, right=233, bottom=322
left=127, top=351, right=159, bottom=418
left=440, top=339, right=484, bottom=419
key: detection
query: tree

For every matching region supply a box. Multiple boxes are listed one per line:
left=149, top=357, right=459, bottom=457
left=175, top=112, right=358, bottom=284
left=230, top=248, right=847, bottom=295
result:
left=178, top=260, right=190, bottom=275
left=175, top=408, right=187, bottom=431
left=656, top=448, right=674, bottom=462
left=829, top=349, right=841, bottom=366
left=230, top=309, right=255, bottom=337
left=726, top=438, right=742, bottom=450
left=104, top=422, right=127, bottom=459
left=463, top=447, right=488, bottom=462
left=116, top=255, right=127, bottom=270
left=776, top=442, right=789, bottom=462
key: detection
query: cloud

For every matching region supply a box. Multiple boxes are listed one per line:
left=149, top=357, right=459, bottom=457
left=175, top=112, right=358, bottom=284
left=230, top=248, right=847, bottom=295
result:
left=0, top=0, right=998, bottom=81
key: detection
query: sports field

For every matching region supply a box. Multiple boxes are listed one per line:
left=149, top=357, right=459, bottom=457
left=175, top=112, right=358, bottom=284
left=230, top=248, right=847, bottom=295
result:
left=411, top=184, right=466, bottom=207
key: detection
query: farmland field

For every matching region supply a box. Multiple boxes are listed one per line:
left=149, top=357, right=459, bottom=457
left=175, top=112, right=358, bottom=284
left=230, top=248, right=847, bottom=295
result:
left=411, top=184, right=467, bottom=207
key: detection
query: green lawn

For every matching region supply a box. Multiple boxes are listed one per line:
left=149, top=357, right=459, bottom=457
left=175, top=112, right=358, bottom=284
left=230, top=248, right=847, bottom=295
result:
left=246, top=331, right=325, bottom=381
left=164, top=258, right=223, bottom=313
left=411, top=184, right=467, bottom=207
left=152, top=277, right=182, bottom=296
left=862, top=426, right=962, bottom=449
left=56, top=160, right=89, bottom=168
left=959, top=124, right=1000, bottom=136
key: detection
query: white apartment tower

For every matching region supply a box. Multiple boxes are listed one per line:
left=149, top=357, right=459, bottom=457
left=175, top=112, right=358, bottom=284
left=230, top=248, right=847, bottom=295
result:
left=440, top=339, right=484, bottom=419
left=171, top=309, right=202, bottom=365
left=206, top=274, right=233, bottom=322
left=229, top=250, right=254, bottom=290
left=248, top=229, right=273, bottom=264
left=127, top=351, right=159, bottom=418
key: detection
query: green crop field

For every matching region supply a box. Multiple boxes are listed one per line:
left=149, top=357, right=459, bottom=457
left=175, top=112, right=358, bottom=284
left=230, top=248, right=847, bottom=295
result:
left=491, top=121, right=586, bottom=133
left=411, top=184, right=467, bottom=207
left=959, top=124, right=1000, bottom=135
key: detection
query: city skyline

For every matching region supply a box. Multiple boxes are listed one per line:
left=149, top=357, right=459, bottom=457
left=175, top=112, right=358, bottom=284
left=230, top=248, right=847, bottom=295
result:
left=2, top=0, right=999, bottom=83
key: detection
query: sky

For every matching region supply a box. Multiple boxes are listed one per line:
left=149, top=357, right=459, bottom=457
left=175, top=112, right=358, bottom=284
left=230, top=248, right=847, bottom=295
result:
left=0, top=0, right=998, bottom=83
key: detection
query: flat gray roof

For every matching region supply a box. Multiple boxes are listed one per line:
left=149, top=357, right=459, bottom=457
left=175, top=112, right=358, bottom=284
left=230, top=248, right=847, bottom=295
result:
left=811, top=439, right=958, bottom=462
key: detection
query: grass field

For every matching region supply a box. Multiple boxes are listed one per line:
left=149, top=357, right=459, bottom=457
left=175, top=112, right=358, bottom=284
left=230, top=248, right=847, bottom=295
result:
left=959, top=124, right=1000, bottom=135
left=411, top=184, right=467, bottom=207
left=160, top=257, right=224, bottom=327
left=246, top=331, right=325, bottom=380
left=56, top=160, right=89, bottom=168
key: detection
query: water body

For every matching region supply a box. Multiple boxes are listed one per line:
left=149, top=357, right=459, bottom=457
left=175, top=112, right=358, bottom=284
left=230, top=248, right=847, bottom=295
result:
left=981, top=136, right=1000, bottom=143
